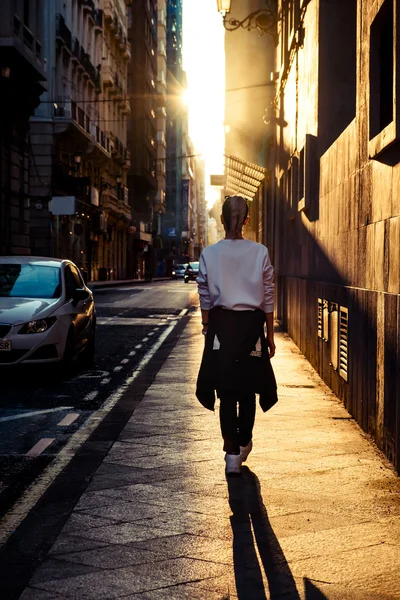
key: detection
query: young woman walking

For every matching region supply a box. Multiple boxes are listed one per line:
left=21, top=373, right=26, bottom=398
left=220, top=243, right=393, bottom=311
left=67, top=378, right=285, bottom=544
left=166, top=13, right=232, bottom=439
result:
left=196, top=195, right=277, bottom=475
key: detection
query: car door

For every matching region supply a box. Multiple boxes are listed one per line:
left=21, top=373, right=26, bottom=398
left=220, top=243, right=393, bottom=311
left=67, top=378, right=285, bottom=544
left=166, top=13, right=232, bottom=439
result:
left=70, top=264, right=94, bottom=344
left=64, top=265, right=89, bottom=350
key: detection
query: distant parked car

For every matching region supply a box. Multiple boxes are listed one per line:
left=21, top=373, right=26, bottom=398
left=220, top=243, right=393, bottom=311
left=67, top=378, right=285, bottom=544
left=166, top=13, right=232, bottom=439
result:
left=0, top=257, right=96, bottom=367
left=172, top=263, right=187, bottom=279
left=184, top=261, right=200, bottom=283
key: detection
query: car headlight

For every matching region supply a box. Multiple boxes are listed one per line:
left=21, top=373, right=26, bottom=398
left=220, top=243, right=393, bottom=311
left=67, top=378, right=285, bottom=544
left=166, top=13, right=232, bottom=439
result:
left=172, top=271, right=176, bottom=275
left=18, top=317, right=57, bottom=335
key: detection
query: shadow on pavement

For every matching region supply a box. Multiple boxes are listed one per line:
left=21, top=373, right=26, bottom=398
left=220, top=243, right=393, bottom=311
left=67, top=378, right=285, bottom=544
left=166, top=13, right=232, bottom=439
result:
left=227, top=467, right=328, bottom=599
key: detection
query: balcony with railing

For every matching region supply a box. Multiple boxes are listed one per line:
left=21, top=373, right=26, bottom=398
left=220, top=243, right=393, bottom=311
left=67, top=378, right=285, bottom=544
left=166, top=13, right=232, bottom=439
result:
left=110, top=133, right=130, bottom=165
left=113, top=72, right=124, bottom=98
left=71, top=37, right=80, bottom=62
left=82, top=0, right=95, bottom=13
left=102, top=64, right=114, bottom=88
left=91, top=123, right=111, bottom=156
left=53, top=97, right=113, bottom=156
left=56, top=14, right=72, bottom=53
left=72, top=100, right=91, bottom=134
left=120, top=97, right=131, bottom=114
left=103, top=0, right=113, bottom=20
left=80, top=51, right=101, bottom=92
left=124, top=40, right=131, bottom=60
left=158, top=39, right=166, bottom=57
left=157, top=131, right=166, bottom=146
left=93, top=9, right=103, bottom=31
left=13, top=12, right=45, bottom=72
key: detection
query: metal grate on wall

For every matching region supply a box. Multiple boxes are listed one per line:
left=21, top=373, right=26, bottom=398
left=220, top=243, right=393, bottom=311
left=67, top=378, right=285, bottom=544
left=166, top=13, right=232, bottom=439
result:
left=318, top=298, right=323, bottom=337
left=339, top=306, right=349, bottom=381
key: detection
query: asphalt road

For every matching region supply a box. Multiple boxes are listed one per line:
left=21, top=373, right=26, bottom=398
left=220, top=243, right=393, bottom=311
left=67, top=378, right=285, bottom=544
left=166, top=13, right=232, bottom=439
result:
left=0, top=280, right=198, bottom=520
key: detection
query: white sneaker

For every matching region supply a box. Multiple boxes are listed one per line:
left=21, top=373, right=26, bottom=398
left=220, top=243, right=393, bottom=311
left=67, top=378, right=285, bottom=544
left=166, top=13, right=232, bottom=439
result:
left=225, top=453, right=242, bottom=475
left=240, top=441, right=253, bottom=462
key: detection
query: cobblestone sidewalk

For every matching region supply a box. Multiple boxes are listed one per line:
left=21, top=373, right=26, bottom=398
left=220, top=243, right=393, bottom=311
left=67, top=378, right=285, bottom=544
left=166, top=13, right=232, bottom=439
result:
left=19, top=315, right=400, bottom=599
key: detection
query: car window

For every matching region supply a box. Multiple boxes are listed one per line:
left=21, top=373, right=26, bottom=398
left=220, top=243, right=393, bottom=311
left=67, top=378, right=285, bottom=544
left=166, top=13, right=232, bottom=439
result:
left=0, top=264, right=61, bottom=299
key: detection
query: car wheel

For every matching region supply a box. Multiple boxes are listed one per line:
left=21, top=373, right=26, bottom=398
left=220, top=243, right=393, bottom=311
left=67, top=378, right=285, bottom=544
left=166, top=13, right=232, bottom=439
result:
left=61, top=327, right=75, bottom=373
left=80, top=328, right=95, bottom=368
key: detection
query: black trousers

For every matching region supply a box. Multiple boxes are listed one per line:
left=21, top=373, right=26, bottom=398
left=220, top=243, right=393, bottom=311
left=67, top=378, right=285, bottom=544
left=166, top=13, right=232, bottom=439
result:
left=219, top=391, right=256, bottom=454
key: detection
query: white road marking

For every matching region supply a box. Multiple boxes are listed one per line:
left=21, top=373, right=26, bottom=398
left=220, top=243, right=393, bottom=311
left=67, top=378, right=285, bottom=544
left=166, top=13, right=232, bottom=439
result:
left=179, top=308, right=188, bottom=317
left=57, top=413, right=80, bottom=427
left=0, top=407, right=71, bottom=424
left=148, top=332, right=154, bottom=336
left=84, top=390, right=99, bottom=401
left=26, top=438, right=55, bottom=457
left=100, top=378, right=111, bottom=385
left=135, top=344, right=142, bottom=349
left=0, top=319, right=177, bottom=545
left=128, top=350, right=136, bottom=356
left=77, top=370, right=110, bottom=380
left=94, top=286, right=150, bottom=293
left=97, top=317, right=167, bottom=326
left=120, top=359, right=129, bottom=364
left=142, top=337, right=149, bottom=342
left=114, top=366, right=123, bottom=372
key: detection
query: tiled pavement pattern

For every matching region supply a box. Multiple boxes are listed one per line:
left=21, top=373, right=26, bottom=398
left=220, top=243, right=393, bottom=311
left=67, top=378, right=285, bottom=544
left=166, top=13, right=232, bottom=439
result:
left=20, top=316, right=400, bottom=599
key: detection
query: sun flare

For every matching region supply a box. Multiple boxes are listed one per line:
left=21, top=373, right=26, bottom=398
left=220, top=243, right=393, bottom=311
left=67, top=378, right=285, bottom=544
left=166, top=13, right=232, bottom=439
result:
left=182, top=0, right=225, bottom=208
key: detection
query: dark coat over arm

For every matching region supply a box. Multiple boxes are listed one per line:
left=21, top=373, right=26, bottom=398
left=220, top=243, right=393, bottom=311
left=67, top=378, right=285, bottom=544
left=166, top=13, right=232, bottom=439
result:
left=196, top=307, right=278, bottom=412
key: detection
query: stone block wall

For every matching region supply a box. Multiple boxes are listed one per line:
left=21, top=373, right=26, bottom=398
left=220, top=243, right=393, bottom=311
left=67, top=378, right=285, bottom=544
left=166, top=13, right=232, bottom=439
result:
left=271, top=0, right=400, bottom=471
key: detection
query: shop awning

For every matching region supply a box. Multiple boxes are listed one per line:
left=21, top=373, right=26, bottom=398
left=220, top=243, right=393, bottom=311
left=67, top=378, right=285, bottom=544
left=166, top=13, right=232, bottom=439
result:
left=224, top=154, right=267, bottom=201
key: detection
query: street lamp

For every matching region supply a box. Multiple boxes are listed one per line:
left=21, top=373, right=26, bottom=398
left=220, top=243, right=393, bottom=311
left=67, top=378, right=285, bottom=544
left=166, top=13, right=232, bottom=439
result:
left=216, top=0, right=277, bottom=38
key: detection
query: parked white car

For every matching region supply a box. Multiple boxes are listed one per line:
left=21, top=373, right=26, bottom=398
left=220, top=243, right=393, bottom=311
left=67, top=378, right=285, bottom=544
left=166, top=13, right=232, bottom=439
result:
left=0, top=257, right=96, bottom=366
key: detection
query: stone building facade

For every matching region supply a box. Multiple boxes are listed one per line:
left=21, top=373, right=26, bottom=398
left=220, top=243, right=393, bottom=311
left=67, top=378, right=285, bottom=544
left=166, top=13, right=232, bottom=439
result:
left=29, top=0, right=131, bottom=281
left=0, top=0, right=46, bottom=256
left=268, top=0, right=400, bottom=471
left=154, top=0, right=167, bottom=273
left=223, top=0, right=275, bottom=244
left=127, top=0, right=158, bottom=279
left=163, top=0, right=185, bottom=269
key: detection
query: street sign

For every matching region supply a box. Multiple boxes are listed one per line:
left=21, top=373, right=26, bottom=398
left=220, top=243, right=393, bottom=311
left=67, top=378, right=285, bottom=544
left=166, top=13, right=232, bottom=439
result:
left=49, top=196, right=76, bottom=215
left=210, top=174, right=224, bottom=186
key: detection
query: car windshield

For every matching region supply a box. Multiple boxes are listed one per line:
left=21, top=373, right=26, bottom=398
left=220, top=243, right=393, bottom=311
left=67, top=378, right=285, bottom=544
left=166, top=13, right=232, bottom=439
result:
left=0, top=264, right=62, bottom=299
left=175, top=264, right=186, bottom=270
left=187, top=262, right=199, bottom=270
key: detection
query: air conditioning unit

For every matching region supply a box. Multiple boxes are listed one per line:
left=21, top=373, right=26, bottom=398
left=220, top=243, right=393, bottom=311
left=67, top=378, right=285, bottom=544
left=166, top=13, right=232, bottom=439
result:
left=54, top=105, right=66, bottom=117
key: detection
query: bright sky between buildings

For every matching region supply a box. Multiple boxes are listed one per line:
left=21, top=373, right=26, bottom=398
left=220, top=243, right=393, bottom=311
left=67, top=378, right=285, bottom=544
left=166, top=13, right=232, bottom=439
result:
left=182, top=0, right=225, bottom=208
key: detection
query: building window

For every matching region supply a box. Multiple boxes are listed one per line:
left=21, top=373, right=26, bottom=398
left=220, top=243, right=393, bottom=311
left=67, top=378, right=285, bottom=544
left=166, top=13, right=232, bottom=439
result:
left=298, top=134, right=318, bottom=216
left=298, top=146, right=304, bottom=203
left=368, top=0, right=400, bottom=164
left=318, top=0, right=357, bottom=155
left=287, top=155, right=298, bottom=217
left=370, top=0, right=394, bottom=139
left=23, top=0, right=30, bottom=27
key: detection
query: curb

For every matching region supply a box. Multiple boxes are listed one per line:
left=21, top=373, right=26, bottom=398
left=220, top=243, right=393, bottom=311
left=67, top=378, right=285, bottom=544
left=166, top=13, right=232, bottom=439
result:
left=88, top=277, right=172, bottom=290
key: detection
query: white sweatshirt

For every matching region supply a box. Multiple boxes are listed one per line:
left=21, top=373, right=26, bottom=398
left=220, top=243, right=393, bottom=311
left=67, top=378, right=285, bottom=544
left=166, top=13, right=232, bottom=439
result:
left=197, top=239, right=274, bottom=313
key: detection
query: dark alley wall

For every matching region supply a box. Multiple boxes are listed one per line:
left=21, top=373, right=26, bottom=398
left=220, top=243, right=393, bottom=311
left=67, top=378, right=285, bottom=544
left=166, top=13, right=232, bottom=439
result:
left=269, top=0, right=400, bottom=471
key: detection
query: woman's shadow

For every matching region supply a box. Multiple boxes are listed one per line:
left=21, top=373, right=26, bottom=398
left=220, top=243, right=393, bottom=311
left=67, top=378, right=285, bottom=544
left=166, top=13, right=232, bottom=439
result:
left=227, top=467, right=327, bottom=600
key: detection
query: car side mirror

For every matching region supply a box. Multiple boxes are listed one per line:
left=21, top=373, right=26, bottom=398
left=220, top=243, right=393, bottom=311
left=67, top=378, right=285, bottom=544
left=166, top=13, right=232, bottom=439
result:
left=72, top=288, right=90, bottom=304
